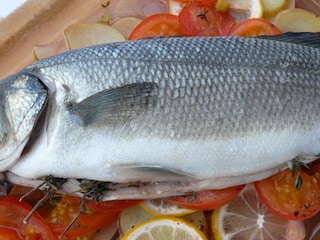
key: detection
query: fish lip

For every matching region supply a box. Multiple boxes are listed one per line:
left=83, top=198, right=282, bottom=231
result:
left=0, top=172, right=12, bottom=197
left=0, top=137, right=29, bottom=171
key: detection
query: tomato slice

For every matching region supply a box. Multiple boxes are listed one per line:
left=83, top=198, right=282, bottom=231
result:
left=254, top=168, right=320, bottom=220
left=128, top=14, right=184, bottom=40
left=45, top=196, right=119, bottom=238
left=166, top=185, right=245, bottom=210
left=87, top=199, right=141, bottom=213
left=0, top=227, right=24, bottom=240
left=0, top=196, right=56, bottom=240
left=229, top=18, right=282, bottom=37
left=178, top=2, right=235, bottom=36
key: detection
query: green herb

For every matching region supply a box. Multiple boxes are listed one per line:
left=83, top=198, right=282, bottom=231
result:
left=101, top=1, right=110, bottom=8
left=197, top=10, right=209, bottom=22
left=188, top=192, right=197, bottom=202
left=291, top=158, right=309, bottom=190
left=294, top=172, right=303, bottom=190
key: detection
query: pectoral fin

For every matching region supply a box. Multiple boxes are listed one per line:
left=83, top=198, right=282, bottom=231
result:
left=69, top=82, right=158, bottom=126
left=113, top=164, right=193, bottom=180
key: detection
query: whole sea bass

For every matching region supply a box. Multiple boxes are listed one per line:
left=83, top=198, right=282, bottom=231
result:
left=0, top=33, right=319, bottom=200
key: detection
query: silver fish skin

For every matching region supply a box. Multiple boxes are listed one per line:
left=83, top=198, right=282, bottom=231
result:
left=1, top=34, right=320, bottom=199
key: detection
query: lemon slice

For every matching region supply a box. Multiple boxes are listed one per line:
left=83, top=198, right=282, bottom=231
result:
left=140, top=199, right=196, bottom=217
left=122, top=216, right=207, bottom=240
left=211, top=184, right=306, bottom=240
left=224, top=0, right=263, bottom=22
left=120, top=204, right=208, bottom=235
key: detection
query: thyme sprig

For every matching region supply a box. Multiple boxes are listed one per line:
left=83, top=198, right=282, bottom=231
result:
left=291, top=158, right=309, bottom=190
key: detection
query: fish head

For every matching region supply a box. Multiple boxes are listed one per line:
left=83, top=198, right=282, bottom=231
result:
left=0, top=73, right=48, bottom=170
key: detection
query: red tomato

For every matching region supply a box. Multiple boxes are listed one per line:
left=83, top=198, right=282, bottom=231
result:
left=229, top=18, right=282, bottom=37
left=166, top=185, right=245, bottom=210
left=0, top=196, right=56, bottom=240
left=254, top=168, right=320, bottom=220
left=0, top=227, right=24, bottom=240
left=128, top=14, right=184, bottom=40
left=178, top=2, right=235, bottom=36
left=87, top=199, right=141, bottom=213
left=45, top=196, right=119, bottom=238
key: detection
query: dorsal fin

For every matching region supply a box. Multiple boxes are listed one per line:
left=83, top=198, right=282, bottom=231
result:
left=257, top=32, right=320, bottom=48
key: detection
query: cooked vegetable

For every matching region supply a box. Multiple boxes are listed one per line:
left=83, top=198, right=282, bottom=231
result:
left=229, top=18, right=281, bottom=36
left=0, top=196, right=56, bottom=240
left=254, top=169, right=320, bottom=220
left=166, top=185, right=245, bottom=211
left=224, top=0, right=263, bottom=22
left=128, top=14, right=184, bottom=40
left=45, top=196, right=119, bottom=238
left=261, top=0, right=295, bottom=19
left=34, top=38, right=68, bottom=60
left=274, top=8, right=320, bottom=32
left=65, top=23, right=125, bottom=50
left=112, top=17, right=142, bottom=39
left=178, top=2, right=235, bottom=36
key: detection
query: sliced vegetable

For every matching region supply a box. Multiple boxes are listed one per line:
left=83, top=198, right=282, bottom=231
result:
left=178, top=2, right=235, bottom=36
left=0, top=196, right=56, bottom=240
left=87, top=199, right=141, bottom=213
left=273, top=8, right=320, bottom=33
left=112, top=17, right=142, bottom=39
left=166, top=185, right=245, bottom=211
left=34, top=38, right=68, bottom=60
left=65, top=23, right=125, bottom=50
left=229, top=18, right=281, bottom=36
left=254, top=168, right=320, bottom=220
left=224, top=0, right=263, bottom=22
left=45, top=196, right=119, bottom=238
left=0, top=227, right=23, bottom=240
left=128, top=14, right=184, bottom=40
left=261, top=0, right=295, bottom=19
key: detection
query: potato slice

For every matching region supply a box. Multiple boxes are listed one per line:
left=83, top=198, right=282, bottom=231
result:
left=65, top=23, right=125, bottom=50
left=112, top=17, right=142, bottom=39
left=262, top=0, right=295, bottom=19
left=274, top=8, right=320, bottom=32
left=34, top=38, right=68, bottom=60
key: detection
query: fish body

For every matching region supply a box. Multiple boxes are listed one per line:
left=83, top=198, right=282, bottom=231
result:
left=1, top=34, right=320, bottom=199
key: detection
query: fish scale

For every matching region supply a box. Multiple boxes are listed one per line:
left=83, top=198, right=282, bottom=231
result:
left=1, top=34, right=320, bottom=198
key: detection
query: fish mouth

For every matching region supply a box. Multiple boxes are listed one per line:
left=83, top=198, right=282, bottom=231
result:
left=0, top=172, right=12, bottom=197
left=20, top=100, right=49, bottom=157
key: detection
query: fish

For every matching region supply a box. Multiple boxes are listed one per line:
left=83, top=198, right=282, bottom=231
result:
left=0, top=33, right=320, bottom=200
